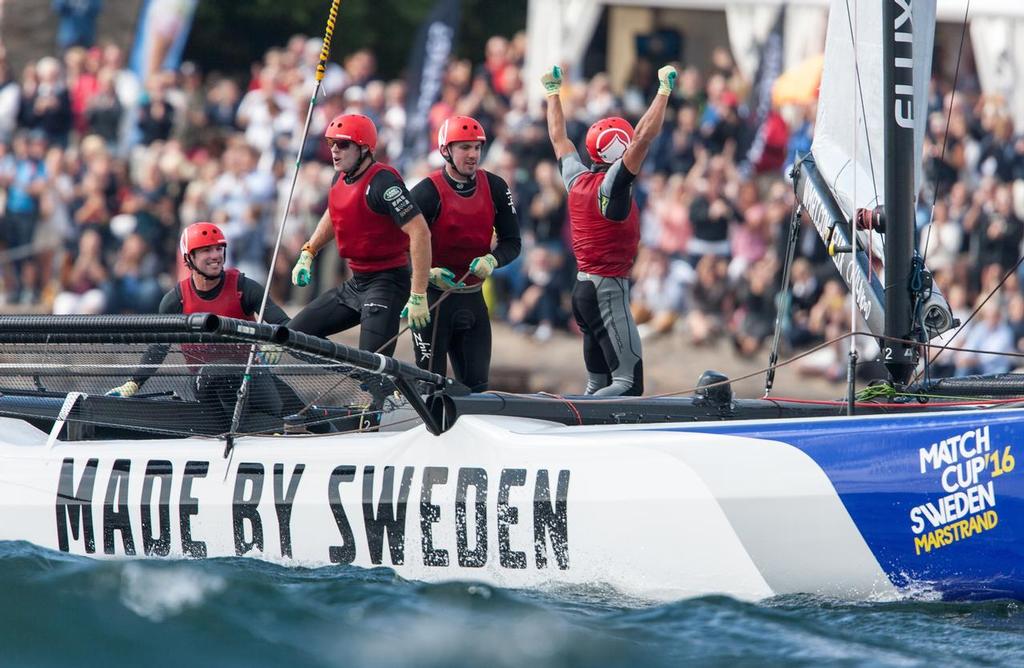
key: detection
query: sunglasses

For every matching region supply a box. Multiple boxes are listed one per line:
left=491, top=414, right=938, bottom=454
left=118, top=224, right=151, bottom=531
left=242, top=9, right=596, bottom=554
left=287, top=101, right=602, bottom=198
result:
left=327, top=139, right=355, bottom=150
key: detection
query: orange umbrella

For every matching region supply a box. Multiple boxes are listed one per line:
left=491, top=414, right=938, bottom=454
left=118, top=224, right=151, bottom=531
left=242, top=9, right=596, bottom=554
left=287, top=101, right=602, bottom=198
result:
left=772, top=53, right=825, bottom=107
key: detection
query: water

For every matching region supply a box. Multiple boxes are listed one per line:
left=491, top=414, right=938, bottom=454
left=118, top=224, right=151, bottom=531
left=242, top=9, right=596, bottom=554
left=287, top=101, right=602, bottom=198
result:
left=3, top=542, right=1023, bottom=667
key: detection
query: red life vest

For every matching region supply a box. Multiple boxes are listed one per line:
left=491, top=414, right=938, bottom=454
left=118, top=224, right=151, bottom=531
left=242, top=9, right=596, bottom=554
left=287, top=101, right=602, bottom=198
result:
left=427, top=169, right=495, bottom=286
left=180, top=268, right=251, bottom=319
left=179, top=268, right=253, bottom=368
left=328, top=162, right=410, bottom=273
left=567, top=170, right=640, bottom=277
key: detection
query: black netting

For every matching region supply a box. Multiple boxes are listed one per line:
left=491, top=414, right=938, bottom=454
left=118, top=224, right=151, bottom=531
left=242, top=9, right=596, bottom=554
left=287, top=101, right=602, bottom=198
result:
left=0, top=341, right=418, bottom=439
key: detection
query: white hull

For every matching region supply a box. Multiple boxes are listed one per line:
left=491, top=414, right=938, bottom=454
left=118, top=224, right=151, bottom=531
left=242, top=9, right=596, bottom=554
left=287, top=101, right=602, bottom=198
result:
left=0, top=415, right=896, bottom=602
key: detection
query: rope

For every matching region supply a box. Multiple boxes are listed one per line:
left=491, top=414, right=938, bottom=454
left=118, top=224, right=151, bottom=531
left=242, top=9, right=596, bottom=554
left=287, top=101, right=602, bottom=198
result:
left=227, top=0, right=344, bottom=447
left=291, top=270, right=473, bottom=419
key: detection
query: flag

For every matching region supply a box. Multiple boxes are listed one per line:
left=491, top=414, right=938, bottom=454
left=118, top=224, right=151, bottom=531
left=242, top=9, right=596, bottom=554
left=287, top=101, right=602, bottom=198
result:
left=129, top=0, right=199, bottom=80
left=399, top=0, right=461, bottom=169
left=746, top=6, right=787, bottom=174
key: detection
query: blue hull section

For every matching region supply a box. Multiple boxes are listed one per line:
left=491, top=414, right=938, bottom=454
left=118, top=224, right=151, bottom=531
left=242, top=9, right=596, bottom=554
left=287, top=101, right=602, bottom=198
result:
left=655, top=409, right=1024, bottom=600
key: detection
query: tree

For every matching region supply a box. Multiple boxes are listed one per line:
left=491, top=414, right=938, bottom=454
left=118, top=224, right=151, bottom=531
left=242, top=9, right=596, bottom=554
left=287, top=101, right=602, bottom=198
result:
left=184, top=0, right=526, bottom=81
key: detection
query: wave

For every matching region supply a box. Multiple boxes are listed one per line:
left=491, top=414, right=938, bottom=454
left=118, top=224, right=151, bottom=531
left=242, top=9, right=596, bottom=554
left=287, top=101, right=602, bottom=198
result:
left=2, top=542, right=1023, bottom=667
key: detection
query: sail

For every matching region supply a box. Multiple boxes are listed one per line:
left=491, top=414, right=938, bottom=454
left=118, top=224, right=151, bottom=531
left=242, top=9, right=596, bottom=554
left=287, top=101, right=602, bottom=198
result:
left=812, top=0, right=935, bottom=215
left=794, top=0, right=953, bottom=344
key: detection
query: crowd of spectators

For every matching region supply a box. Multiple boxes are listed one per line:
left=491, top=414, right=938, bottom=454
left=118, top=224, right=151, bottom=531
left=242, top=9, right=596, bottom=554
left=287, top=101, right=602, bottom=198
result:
left=1, top=10, right=1023, bottom=382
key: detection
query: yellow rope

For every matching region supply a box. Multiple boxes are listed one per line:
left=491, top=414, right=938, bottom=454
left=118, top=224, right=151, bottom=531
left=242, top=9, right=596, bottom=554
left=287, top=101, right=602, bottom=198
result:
left=316, top=0, right=342, bottom=82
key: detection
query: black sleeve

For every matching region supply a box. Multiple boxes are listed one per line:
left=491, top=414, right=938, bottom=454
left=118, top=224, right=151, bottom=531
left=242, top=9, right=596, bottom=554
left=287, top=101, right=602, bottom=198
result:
left=601, top=160, right=638, bottom=222
left=366, top=170, right=422, bottom=227
left=409, top=178, right=442, bottom=227
left=129, top=287, right=181, bottom=387
left=486, top=172, right=522, bottom=267
left=238, top=276, right=290, bottom=325
left=157, top=285, right=183, bottom=314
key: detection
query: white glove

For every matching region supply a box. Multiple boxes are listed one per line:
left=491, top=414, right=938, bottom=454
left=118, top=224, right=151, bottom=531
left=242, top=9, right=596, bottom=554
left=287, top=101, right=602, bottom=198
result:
left=106, top=380, right=139, bottom=398
left=541, top=65, right=563, bottom=97
left=400, top=292, right=430, bottom=330
left=292, top=243, right=315, bottom=287
left=657, top=65, right=677, bottom=96
left=257, top=344, right=283, bottom=365
left=469, top=254, right=498, bottom=279
left=429, top=267, right=465, bottom=290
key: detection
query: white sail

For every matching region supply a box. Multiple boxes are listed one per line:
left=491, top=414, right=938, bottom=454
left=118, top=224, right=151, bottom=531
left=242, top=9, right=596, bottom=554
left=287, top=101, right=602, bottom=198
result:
left=812, top=0, right=936, bottom=216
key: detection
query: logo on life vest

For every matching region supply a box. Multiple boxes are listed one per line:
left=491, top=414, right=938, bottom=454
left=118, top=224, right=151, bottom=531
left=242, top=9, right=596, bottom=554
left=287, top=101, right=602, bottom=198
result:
left=596, top=129, right=631, bottom=162
left=383, top=186, right=403, bottom=202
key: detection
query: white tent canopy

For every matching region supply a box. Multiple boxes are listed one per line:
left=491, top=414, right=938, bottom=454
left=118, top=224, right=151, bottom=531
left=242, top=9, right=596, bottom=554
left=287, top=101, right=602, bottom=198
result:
left=526, top=0, right=1024, bottom=126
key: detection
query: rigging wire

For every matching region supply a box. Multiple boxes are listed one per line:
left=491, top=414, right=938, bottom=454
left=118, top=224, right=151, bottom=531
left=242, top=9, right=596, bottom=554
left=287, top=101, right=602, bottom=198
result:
left=912, top=252, right=1024, bottom=384
left=846, top=0, right=860, bottom=415
left=921, top=0, right=972, bottom=266
left=225, top=0, right=343, bottom=455
left=842, top=0, right=880, bottom=206
left=915, top=0, right=971, bottom=384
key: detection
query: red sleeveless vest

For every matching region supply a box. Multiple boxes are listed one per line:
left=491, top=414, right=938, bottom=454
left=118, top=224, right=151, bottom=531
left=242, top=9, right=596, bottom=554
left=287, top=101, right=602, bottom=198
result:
left=567, top=170, right=640, bottom=277
left=179, top=269, right=253, bottom=367
left=180, top=268, right=251, bottom=319
left=427, top=169, right=495, bottom=286
left=328, top=162, right=410, bottom=273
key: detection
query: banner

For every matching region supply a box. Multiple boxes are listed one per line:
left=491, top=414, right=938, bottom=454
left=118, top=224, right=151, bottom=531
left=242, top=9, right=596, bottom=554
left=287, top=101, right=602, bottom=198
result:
left=400, top=0, right=461, bottom=169
left=971, top=16, right=1024, bottom=136
left=745, top=6, right=787, bottom=174
left=129, top=0, right=199, bottom=80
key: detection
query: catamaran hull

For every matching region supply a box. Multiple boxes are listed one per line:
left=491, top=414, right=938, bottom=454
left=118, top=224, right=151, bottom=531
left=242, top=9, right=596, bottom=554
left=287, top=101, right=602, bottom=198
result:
left=1, top=410, right=1021, bottom=602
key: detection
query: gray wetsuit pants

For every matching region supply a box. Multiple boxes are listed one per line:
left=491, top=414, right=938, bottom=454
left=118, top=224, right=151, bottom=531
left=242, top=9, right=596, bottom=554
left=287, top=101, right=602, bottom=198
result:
left=571, top=272, right=643, bottom=396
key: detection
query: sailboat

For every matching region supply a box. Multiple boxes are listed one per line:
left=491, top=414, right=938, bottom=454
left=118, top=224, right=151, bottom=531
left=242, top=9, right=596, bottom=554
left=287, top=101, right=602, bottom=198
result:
left=0, top=0, right=1021, bottom=602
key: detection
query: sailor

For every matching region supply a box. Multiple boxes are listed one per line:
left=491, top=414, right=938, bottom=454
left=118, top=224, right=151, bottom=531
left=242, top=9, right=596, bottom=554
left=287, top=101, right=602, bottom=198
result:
left=407, top=115, right=521, bottom=391
left=541, top=64, right=676, bottom=396
left=106, top=222, right=300, bottom=429
left=288, top=113, right=432, bottom=355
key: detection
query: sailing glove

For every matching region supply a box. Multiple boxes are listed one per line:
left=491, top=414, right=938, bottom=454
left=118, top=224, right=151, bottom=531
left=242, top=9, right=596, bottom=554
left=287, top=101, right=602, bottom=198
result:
left=257, top=344, right=283, bottom=365
left=429, top=267, right=465, bottom=290
left=106, top=380, right=139, bottom=398
left=469, top=253, right=498, bottom=279
left=292, top=243, right=315, bottom=287
left=401, top=292, right=431, bottom=330
left=541, top=66, right=563, bottom=97
left=657, top=65, right=677, bottom=96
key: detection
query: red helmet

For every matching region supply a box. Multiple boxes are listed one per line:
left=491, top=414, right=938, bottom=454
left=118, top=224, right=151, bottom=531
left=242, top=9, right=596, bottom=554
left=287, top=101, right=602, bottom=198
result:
left=325, top=113, right=377, bottom=152
left=180, top=222, right=226, bottom=264
left=585, top=117, right=634, bottom=164
left=437, top=115, right=486, bottom=155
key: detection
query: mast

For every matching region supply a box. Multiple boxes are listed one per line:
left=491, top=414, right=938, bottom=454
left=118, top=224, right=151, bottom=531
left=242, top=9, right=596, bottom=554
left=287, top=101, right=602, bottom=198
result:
left=882, top=0, right=917, bottom=384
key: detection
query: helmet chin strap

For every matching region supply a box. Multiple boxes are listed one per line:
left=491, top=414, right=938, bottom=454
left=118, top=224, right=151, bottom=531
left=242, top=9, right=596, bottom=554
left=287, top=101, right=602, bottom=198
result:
left=441, top=147, right=473, bottom=181
left=341, top=148, right=372, bottom=177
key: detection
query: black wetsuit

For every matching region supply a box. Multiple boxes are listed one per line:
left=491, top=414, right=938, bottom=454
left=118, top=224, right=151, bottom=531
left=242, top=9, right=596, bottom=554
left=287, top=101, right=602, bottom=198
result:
left=288, top=165, right=420, bottom=356
left=409, top=169, right=520, bottom=391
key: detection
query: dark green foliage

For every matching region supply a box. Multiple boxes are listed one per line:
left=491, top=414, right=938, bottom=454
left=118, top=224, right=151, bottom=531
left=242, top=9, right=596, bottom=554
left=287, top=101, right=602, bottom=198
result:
left=184, top=0, right=527, bottom=79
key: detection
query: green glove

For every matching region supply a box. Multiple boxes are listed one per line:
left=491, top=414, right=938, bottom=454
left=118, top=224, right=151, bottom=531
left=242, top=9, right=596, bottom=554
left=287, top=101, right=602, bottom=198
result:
left=469, top=253, right=497, bottom=279
left=400, top=292, right=430, bottom=330
left=257, top=344, right=283, bottom=365
left=429, top=267, right=465, bottom=290
left=540, top=65, right=562, bottom=97
left=106, top=380, right=139, bottom=398
left=657, top=65, right=677, bottom=96
left=292, top=243, right=315, bottom=287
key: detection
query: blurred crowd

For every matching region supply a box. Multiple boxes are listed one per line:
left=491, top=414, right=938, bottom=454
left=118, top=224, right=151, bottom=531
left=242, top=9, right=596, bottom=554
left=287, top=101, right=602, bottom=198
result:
left=1, top=11, right=1023, bottom=382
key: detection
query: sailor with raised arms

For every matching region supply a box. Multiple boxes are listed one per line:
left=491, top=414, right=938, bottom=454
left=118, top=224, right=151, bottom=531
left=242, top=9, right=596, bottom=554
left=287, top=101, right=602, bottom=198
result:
left=541, top=63, right=676, bottom=396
